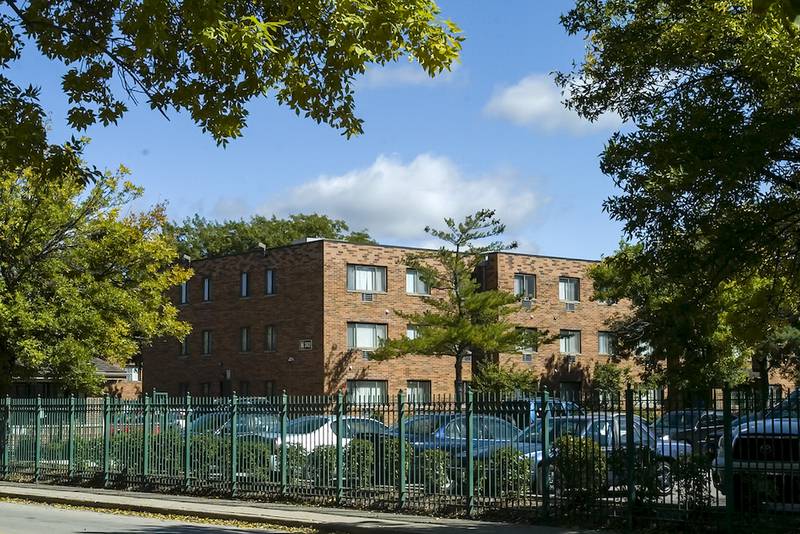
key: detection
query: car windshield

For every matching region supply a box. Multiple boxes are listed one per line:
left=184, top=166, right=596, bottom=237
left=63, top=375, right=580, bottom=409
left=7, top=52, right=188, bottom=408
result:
left=398, top=415, right=451, bottom=437
left=655, top=411, right=701, bottom=429
left=287, top=416, right=328, bottom=434
left=768, top=392, right=800, bottom=418
left=190, top=413, right=228, bottom=433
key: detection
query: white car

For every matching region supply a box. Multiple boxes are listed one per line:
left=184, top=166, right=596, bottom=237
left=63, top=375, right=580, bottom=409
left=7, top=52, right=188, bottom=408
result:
left=275, top=415, right=388, bottom=452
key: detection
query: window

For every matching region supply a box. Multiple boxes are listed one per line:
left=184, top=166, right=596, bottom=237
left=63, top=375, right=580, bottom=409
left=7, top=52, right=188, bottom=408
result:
left=200, top=382, right=212, bottom=396
left=598, top=332, right=616, bottom=355
left=560, top=329, right=581, bottom=354
left=239, top=380, right=250, bottom=396
left=347, top=323, right=387, bottom=350
left=264, top=325, right=277, bottom=352
left=202, top=330, right=213, bottom=355
left=406, top=325, right=419, bottom=340
left=517, top=327, right=538, bottom=356
left=347, top=264, right=387, bottom=293
left=240, top=272, right=249, bottom=297
left=178, top=382, right=190, bottom=396
left=265, top=268, right=276, bottom=295
left=180, top=337, right=189, bottom=356
left=125, top=365, right=140, bottom=382
left=240, top=327, right=251, bottom=352
left=405, top=269, right=430, bottom=295
left=179, top=281, right=188, bottom=304
left=514, top=274, right=536, bottom=299
left=407, top=380, right=431, bottom=403
left=264, top=380, right=276, bottom=396
left=202, top=277, right=212, bottom=301
left=347, top=380, right=388, bottom=404
left=558, top=277, right=580, bottom=302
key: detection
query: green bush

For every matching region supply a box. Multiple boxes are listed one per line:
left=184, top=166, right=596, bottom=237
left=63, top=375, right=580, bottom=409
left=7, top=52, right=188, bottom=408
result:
left=374, top=437, right=412, bottom=486
left=285, top=444, right=308, bottom=484
left=554, top=435, right=607, bottom=500
left=345, top=439, right=374, bottom=487
left=608, top=445, right=669, bottom=503
left=236, top=439, right=276, bottom=480
left=306, top=445, right=336, bottom=486
left=675, top=453, right=713, bottom=511
left=475, top=447, right=533, bottom=497
left=419, top=449, right=452, bottom=494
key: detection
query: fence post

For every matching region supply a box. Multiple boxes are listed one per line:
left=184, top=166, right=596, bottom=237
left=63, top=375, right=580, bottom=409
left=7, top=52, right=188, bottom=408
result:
left=336, top=391, right=344, bottom=506
left=397, top=389, right=407, bottom=510
left=67, top=395, right=75, bottom=480
left=280, top=391, right=288, bottom=496
left=540, top=387, right=550, bottom=517
left=723, top=384, right=734, bottom=531
left=142, top=394, right=151, bottom=484
left=183, top=393, right=192, bottom=491
left=2, top=396, right=9, bottom=480
left=102, top=395, right=111, bottom=487
left=625, top=385, right=635, bottom=530
left=230, top=392, right=238, bottom=497
left=34, top=395, right=41, bottom=483
left=465, top=387, right=475, bottom=517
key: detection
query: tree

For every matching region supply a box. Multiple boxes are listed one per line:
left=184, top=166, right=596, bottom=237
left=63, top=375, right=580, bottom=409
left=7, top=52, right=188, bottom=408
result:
left=471, top=362, right=539, bottom=396
left=560, top=1, right=800, bottom=387
left=0, top=164, right=190, bottom=395
left=1, top=0, right=462, bottom=144
left=373, top=210, right=543, bottom=402
left=167, top=213, right=373, bottom=258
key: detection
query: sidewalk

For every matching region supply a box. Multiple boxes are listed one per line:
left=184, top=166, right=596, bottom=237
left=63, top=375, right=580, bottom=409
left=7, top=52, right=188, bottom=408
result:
left=0, top=482, right=591, bottom=534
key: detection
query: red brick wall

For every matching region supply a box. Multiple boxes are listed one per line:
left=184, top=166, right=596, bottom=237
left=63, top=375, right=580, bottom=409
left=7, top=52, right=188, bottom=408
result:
left=142, top=241, right=325, bottom=396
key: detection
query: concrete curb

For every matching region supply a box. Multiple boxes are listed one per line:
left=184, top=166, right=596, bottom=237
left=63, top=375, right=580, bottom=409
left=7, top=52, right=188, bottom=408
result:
left=0, top=483, right=580, bottom=534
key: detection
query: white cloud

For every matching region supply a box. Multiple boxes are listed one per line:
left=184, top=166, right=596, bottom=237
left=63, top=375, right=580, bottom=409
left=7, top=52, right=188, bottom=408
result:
left=262, top=154, right=540, bottom=247
left=358, top=63, right=459, bottom=89
left=484, top=74, right=620, bottom=135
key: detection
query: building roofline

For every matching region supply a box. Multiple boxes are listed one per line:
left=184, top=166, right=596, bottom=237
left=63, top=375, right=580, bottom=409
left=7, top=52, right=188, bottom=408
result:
left=183, top=238, right=602, bottom=264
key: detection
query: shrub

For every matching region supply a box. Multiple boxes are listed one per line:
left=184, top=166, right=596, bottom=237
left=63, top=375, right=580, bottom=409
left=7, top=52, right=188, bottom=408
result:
left=419, top=449, right=452, bottom=494
left=675, top=453, right=713, bottom=512
left=236, top=439, right=276, bottom=480
left=306, top=445, right=336, bottom=486
left=345, top=439, right=374, bottom=487
left=476, top=447, right=533, bottom=497
left=285, top=444, right=308, bottom=484
left=374, top=437, right=412, bottom=486
left=608, top=445, right=668, bottom=504
left=554, top=435, right=607, bottom=501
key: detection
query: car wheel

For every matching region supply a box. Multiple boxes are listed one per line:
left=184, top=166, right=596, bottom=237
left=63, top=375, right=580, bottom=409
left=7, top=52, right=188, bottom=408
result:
left=654, top=459, right=674, bottom=496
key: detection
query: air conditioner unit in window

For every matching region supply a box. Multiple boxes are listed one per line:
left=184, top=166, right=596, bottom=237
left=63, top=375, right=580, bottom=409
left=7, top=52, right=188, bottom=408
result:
left=564, top=302, right=578, bottom=312
left=361, top=293, right=375, bottom=303
left=521, top=299, right=532, bottom=310
left=566, top=354, right=578, bottom=365
left=361, top=350, right=374, bottom=361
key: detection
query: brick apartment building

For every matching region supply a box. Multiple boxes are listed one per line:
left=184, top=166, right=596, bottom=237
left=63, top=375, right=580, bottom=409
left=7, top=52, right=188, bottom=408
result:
left=141, top=239, right=631, bottom=401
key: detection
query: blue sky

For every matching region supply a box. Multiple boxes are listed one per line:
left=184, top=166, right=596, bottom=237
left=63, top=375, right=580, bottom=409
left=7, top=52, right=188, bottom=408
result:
left=11, top=0, right=625, bottom=260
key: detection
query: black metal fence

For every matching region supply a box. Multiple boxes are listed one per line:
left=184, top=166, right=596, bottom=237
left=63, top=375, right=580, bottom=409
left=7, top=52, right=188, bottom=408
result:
left=1, top=387, right=799, bottom=530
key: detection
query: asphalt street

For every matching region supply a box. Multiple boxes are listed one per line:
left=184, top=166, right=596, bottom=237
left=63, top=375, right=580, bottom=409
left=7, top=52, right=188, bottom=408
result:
left=0, top=501, right=292, bottom=534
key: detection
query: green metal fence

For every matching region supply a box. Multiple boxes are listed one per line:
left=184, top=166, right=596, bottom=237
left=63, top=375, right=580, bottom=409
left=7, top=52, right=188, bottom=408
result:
left=2, top=387, right=800, bottom=530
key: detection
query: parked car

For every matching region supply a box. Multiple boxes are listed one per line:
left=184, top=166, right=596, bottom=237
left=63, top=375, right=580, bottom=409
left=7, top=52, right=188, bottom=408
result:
left=190, top=411, right=281, bottom=440
left=387, top=413, right=522, bottom=491
left=275, top=415, right=389, bottom=452
left=497, top=398, right=585, bottom=428
left=654, top=409, right=725, bottom=456
left=493, top=413, right=692, bottom=495
left=713, top=391, right=800, bottom=510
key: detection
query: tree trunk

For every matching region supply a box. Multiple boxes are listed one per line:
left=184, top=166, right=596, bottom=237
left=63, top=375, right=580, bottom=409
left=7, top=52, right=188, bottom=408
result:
left=454, top=354, right=463, bottom=404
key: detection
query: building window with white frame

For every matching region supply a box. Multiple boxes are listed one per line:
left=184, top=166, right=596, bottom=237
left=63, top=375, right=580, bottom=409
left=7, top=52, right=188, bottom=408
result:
left=240, top=326, right=251, bottom=352
left=560, top=329, right=581, bottom=354
left=264, top=325, right=277, bottom=352
left=514, top=274, right=536, bottom=299
left=407, top=380, right=432, bottom=403
left=179, top=281, right=188, bottom=304
left=347, top=322, right=387, bottom=359
left=405, top=269, right=430, bottom=295
left=598, top=331, right=616, bottom=355
left=347, top=264, right=387, bottom=293
left=406, top=324, right=419, bottom=340
left=202, top=330, right=213, bottom=355
left=347, top=380, right=388, bottom=404
left=240, top=272, right=249, bottom=297
left=265, top=268, right=276, bottom=295
left=125, top=365, right=140, bottom=382
left=202, top=277, right=212, bottom=301
left=558, top=277, right=580, bottom=302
